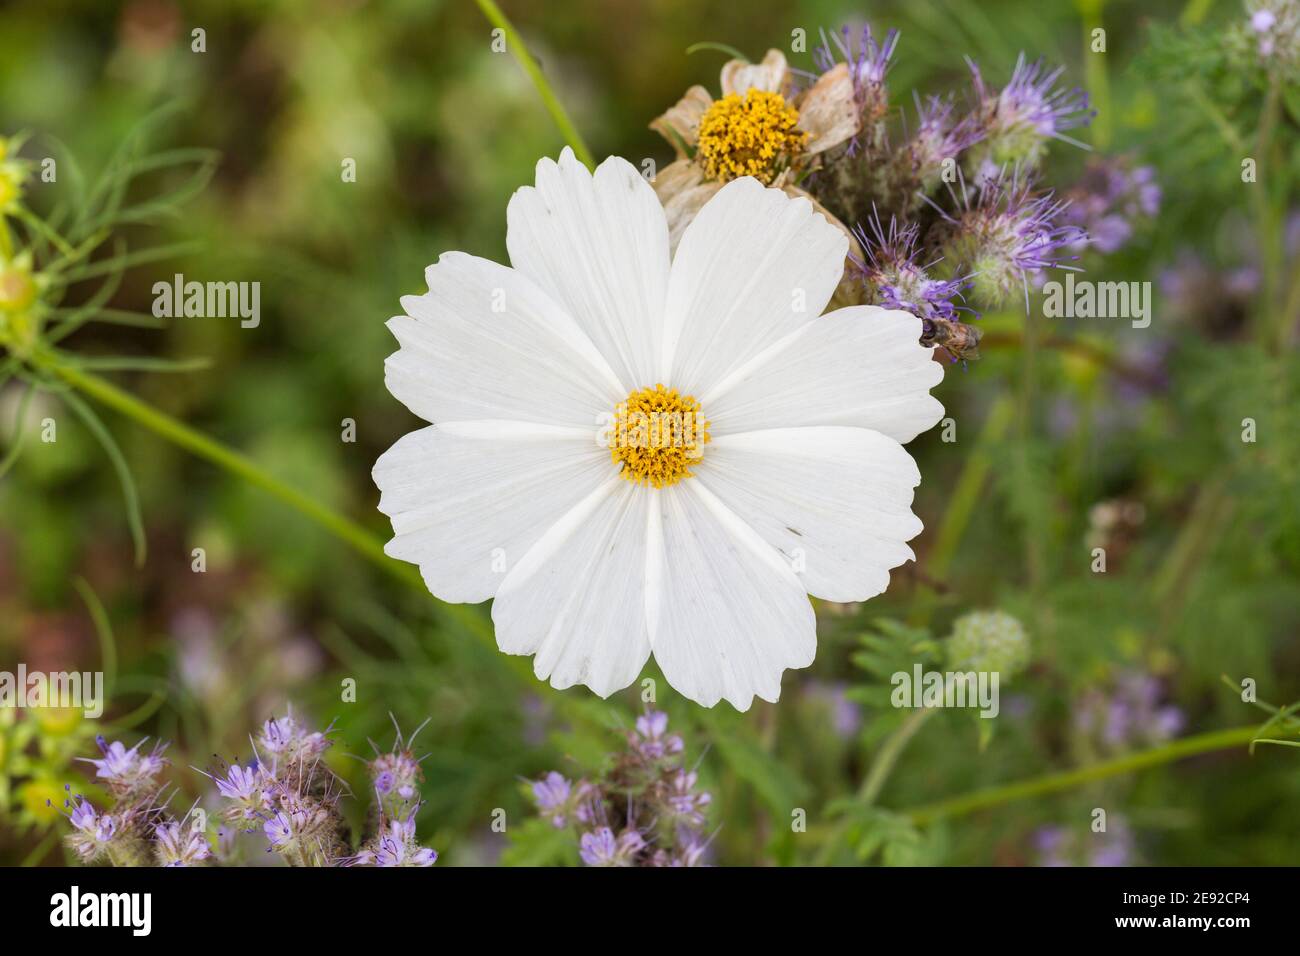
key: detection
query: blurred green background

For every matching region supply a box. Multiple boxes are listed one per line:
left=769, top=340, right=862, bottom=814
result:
left=1, top=0, right=1297, bottom=866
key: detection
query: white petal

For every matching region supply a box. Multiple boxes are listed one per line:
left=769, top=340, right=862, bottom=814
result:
left=703, top=306, right=945, bottom=443
left=374, top=423, right=611, bottom=603
left=697, top=427, right=924, bottom=602
left=648, top=481, right=815, bottom=710
left=387, top=251, right=623, bottom=427
left=662, top=177, right=848, bottom=397
left=507, top=148, right=671, bottom=390
left=493, top=479, right=652, bottom=697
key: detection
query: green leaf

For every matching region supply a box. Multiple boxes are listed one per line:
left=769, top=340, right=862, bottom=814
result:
left=501, top=817, right=578, bottom=867
left=60, top=389, right=147, bottom=566
left=696, top=709, right=808, bottom=815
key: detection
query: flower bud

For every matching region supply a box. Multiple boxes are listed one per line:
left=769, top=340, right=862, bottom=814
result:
left=946, top=610, right=1030, bottom=677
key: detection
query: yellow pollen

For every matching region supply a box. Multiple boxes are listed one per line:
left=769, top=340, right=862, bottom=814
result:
left=696, top=89, right=807, bottom=185
left=607, top=384, right=711, bottom=488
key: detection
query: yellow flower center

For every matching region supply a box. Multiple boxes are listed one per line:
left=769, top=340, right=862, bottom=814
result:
left=606, top=384, right=711, bottom=488
left=696, top=89, right=808, bottom=184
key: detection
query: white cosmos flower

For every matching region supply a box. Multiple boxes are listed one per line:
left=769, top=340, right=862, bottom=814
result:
left=373, top=147, right=944, bottom=711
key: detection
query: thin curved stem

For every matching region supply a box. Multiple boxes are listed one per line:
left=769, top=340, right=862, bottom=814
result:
left=40, top=358, right=498, bottom=647
left=812, top=709, right=936, bottom=866
left=901, top=724, right=1259, bottom=826
left=472, top=0, right=596, bottom=169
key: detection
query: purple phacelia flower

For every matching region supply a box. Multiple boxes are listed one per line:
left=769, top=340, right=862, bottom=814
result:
left=353, top=810, right=438, bottom=867
left=367, top=715, right=429, bottom=820
left=853, top=211, right=972, bottom=324
left=632, top=708, right=685, bottom=760
left=966, top=54, right=1093, bottom=175
left=814, top=23, right=899, bottom=151
left=1062, top=158, right=1160, bottom=254
left=263, top=811, right=296, bottom=848
left=257, top=713, right=329, bottom=762
left=532, top=771, right=572, bottom=826
left=663, top=769, right=712, bottom=828
left=369, top=750, right=421, bottom=806
left=82, top=736, right=168, bottom=797
left=579, top=826, right=646, bottom=867
left=533, top=709, right=712, bottom=866
left=154, top=821, right=212, bottom=867
left=209, top=761, right=271, bottom=830
left=530, top=771, right=596, bottom=828
left=934, top=169, right=1085, bottom=310
left=63, top=796, right=122, bottom=863
left=70, top=797, right=113, bottom=839
left=214, top=762, right=261, bottom=801
left=902, top=93, right=985, bottom=194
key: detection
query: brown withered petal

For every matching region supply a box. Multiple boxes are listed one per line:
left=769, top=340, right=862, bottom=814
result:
left=652, top=158, right=724, bottom=253
left=720, top=48, right=792, bottom=97
left=650, top=84, right=714, bottom=156
left=795, top=63, right=859, bottom=157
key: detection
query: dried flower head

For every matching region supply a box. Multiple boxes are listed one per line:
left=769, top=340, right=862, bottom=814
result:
left=650, top=48, right=859, bottom=250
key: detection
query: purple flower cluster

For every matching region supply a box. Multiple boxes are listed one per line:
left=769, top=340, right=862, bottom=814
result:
left=1075, top=671, right=1185, bottom=755
left=154, top=821, right=213, bottom=867
left=1245, top=1, right=1300, bottom=73
left=64, top=796, right=125, bottom=863
left=902, top=94, right=984, bottom=197
left=530, top=709, right=713, bottom=867
left=966, top=54, right=1094, bottom=178
left=355, top=811, right=438, bottom=867
left=935, top=170, right=1086, bottom=311
left=351, top=718, right=437, bottom=867
left=366, top=715, right=429, bottom=822
left=814, top=24, right=899, bottom=153
left=805, top=20, right=1119, bottom=340
left=1034, top=816, right=1134, bottom=867
left=1063, top=157, right=1161, bottom=254
left=851, top=210, right=978, bottom=360
left=59, top=711, right=440, bottom=868
left=57, top=737, right=170, bottom=867
left=81, top=734, right=169, bottom=800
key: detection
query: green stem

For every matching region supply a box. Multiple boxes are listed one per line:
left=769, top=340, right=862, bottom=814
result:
left=902, top=724, right=1259, bottom=826
left=1079, top=0, right=1111, bottom=150
left=472, top=0, right=596, bottom=169
left=812, top=708, right=935, bottom=865
left=1018, top=315, right=1044, bottom=593
left=39, top=358, right=506, bottom=651
left=909, top=394, right=1015, bottom=627
left=860, top=709, right=935, bottom=806
left=1255, top=76, right=1283, bottom=335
